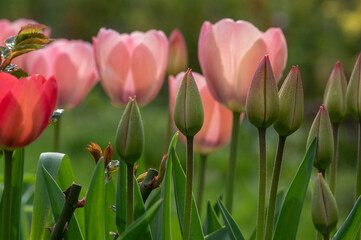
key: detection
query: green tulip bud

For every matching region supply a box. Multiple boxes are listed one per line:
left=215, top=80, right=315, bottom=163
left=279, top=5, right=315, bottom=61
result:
left=323, top=61, right=347, bottom=124
left=306, top=105, right=334, bottom=172
left=174, top=69, right=204, bottom=137
left=273, top=66, right=304, bottom=136
left=115, top=98, right=144, bottom=165
left=312, top=173, right=339, bottom=237
left=346, top=53, right=361, bottom=121
left=246, top=55, right=279, bottom=128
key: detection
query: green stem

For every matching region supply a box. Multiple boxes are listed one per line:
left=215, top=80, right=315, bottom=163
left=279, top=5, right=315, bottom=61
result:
left=316, top=231, right=323, bottom=240
left=265, top=135, right=287, bottom=240
left=164, top=112, right=173, bottom=154
left=54, top=119, right=60, bottom=152
left=2, top=150, right=13, bottom=240
left=329, top=123, right=339, bottom=194
left=257, top=128, right=267, bottom=240
left=225, top=111, right=241, bottom=212
left=183, top=136, right=194, bottom=240
left=50, top=184, right=82, bottom=240
left=196, top=154, right=208, bottom=213
left=126, top=163, right=134, bottom=227
left=323, top=233, right=330, bottom=240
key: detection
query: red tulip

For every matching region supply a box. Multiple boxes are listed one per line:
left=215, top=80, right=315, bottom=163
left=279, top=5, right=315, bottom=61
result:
left=23, top=39, right=98, bottom=110
left=0, top=73, right=57, bottom=150
left=169, top=72, right=233, bottom=154
left=198, top=18, right=287, bottom=113
left=93, top=28, right=168, bottom=107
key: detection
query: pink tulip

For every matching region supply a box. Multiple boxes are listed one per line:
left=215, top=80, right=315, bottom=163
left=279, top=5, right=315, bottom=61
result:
left=93, top=28, right=168, bottom=107
left=0, top=73, right=57, bottom=150
left=198, top=18, right=287, bottom=113
left=169, top=71, right=233, bottom=154
left=167, top=29, right=188, bottom=76
left=23, top=39, right=99, bottom=110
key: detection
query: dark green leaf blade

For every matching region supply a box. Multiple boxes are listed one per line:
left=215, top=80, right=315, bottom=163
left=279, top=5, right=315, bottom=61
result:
left=205, top=227, right=231, bottom=240
left=134, top=176, right=152, bottom=240
left=216, top=197, right=245, bottom=240
left=273, top=140, right=316, bottom=240
left=105, top=177, right=117, bottom=240
left=332, top=196, right=361, bottom=240
left=116, top=159, right=127, bottom=234
left=85, top=158, right=105, bottom=240
left=203, top=200, right=222, bottom=235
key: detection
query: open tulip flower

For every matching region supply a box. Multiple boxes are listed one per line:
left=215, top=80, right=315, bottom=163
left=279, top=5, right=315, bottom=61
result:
left=23, top=39, right=98, bottom=110
left=0, top=73, right=57, bottom=150
left=198, top=18, right=287, bottom=113
left=93, top=28, right=168, bottom=107
left=169, top=71, right=233, bottom=155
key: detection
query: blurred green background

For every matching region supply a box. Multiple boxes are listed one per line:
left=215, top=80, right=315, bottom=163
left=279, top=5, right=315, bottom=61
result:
left=1, top=0, right=361, bottom=239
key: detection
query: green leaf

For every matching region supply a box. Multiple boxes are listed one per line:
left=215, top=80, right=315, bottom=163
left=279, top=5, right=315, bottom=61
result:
left=13, top=43, right=45, bottom=52
left=273, top=140, right=316, bottom=240
left=30, top=153, right=69, bottom=240
left=332, top=196, right=361, bottom=240
left=203, top=200, right=222, bottom=235
left=17, top=23, right=47, bottom=35
left=8, top=68, right=28, bottom=79
left=5, top=36, right=16, bottom=51
left=216, top=197, right=245, bottom=240
left=85, top=158, right=105, bottom=240
left=41, top=166, right=83, bottom=240
left=105, top=177, right=117, bottom=240
left=1, top=46, right=10, bottom=59
left=9, top=49, right=37, bottom=60
left=15, top=35, right=52, bottom=48
left=0, top=149, right=24, bottom=239
left=172, top=150, right=204, bottom=240
left=205, top=227, right=231, bottom=240
left=116, top=159, right=127, bottom=234
left=151, top=132, right=178, bottom=240
left=118, top=199, right=162, bottom=240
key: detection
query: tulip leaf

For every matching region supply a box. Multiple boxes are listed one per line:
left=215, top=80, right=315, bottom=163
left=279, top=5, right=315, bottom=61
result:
left=116, top=159, right=127, bottom=234
left=85, top=158, right=105, bottom=240
left=41, top=166, right=83, bottom=240
left=105, top=176, right=117, bottom=240
left=172, top=150, right=204, bottom=239
left=151, top=132, right=178, bottom=240
left=332, top=196, right=361, bottom=240
left=204, top=227, right=230, bottom=240
left=273, top=140, right=316, bottom=240
left=0, top=149, right=24, bottom=239
left=30, top=153, right=75, bottom=240
left=216, top=197, right=245, bottom=240
left=118, top=199, right=162, bottom=240
left=203, top=200, right=222, bottom=235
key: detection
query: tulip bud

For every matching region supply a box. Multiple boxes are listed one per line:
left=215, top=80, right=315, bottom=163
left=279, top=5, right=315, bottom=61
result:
left=306, top=105, right=334, bottom=172
left=346, top=53, right=361, bottom=121
left=173, top=69, right=204, bottom=137
left=115, top=98, right=144, bottom=165
left=323, top=61, right=347, bottom=124
left=311, top=173, right=339, bottom=236
left=246, top=55, right=279, bottom=128
left=86, top=142, right=102, bottom=164
left=273, top=66, right=304, bottom=136
left=103, top=142, right=113, bottom=167
left=167, top=29, right=188, bottom=76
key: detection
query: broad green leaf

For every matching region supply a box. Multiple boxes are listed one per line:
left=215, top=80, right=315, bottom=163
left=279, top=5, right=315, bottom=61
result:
left=118, top=199, right=162, bottom=240
left=0, top=149, right=24, bottom=240
left=332, top=196, right=361, bottom=240
left=151, top=132, right=178, bottom=240
left=216, top=197, right=245, bottom=240
left=203, top=200, right=222, bottom=235
left=145, top=188, right=161, bottom=210
left=172, top=151, right=204, bottom=240
left=116, top=159, right=127, bottom=234
left=30, top=152, right=67, bottom=240
left=8, top=69, right=28, bottom=79
left=85, top=158, right=105, bottom=240
left=17, top=24, right=46, bottom=35
left=41, top=166, right=83, bottom=240
left=105, top=176, right=117, bottom=240
left=205, top=227, right=231, bottom=240
left=273, top=140, right=316, bottom=240
left=133, top=176, right=152, bottom=240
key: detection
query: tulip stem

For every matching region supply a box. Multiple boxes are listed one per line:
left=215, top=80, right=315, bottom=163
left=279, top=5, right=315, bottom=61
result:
left=257, top=127, right=267, bottom=240
left=54, top=119, right=60, bottom=152
left=2, top=150, right=14, bottom=240
left=225, top=111, right=241, bottom=212
left=265, top=135, right=287, bottom=240
left=164, top=113, right=173, bottom=154
left=183, top=136, right=194, bottom=240
left=329, top=123, right=339, bottom=194
left=126, top=163, right=134, bottom=227
left=323, top=233, right=330, bottom=240
left=196, top=154, right=208, bottom=213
